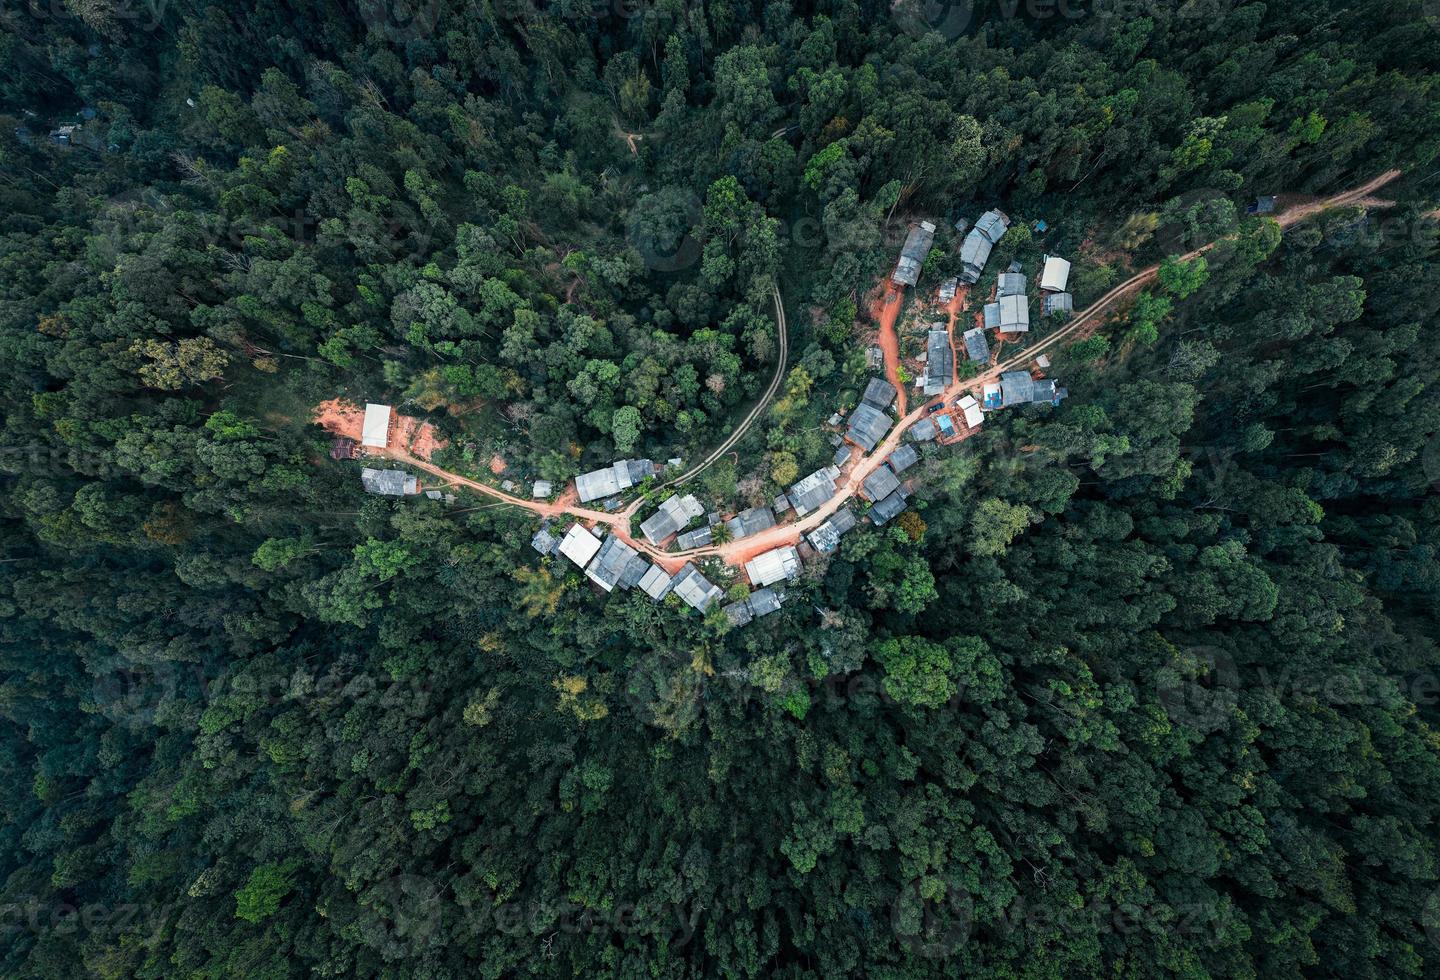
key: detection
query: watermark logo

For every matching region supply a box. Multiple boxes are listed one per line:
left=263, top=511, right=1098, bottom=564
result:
left=1422, top=886, right=1440, bottom=951
left=891, top=877, right=973, bottom=959
left=626, top=188, right=703, bottom=272
left=892, top=0, right=976, bottom=39
left=1423, top=432, right=1440, bottom=493
left=1154, top=186, right=1235, bottom=257
left=1157, top=644, right=1239, bottom=733
left=357, top=0, right=443, bottom=43
left=366, top=874, right=444, bottom=944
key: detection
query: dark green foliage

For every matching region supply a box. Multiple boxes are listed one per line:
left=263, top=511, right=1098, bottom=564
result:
left=2, top=2, right=1440, bottom=978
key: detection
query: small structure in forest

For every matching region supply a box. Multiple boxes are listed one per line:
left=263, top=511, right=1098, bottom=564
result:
left=806, top=508, right=857, bottom=553
left=869, top=489, right=909, bottom=526
left=1042, top=293, right=1074, bottom=315
left=722, top=588, right=784, bottom=627
left=558, top=524, right=603, bottom=569
left=670, top=564, right=723, bottom=612
left=963, top=327, right=990, bottom=362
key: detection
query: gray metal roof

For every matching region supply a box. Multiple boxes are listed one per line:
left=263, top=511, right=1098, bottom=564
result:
left=975, top=209, right=1010, bottom=244
left=671, top=564, right=722, bottom=612
left=640, top=493, right=704, bottom=545
left=870, top=490, right=908, bottom=525
left=676, top=526, right=713, bottom=550
left=998, top=371, right=1061, bottom=407
left=846, top=404, right=892, bottom=452
left=531, top=526, right=559, bottom=556
left=960, top=230, right=993, bottom=282
left=891, top=222, right=936, bottom=286
left=1042, top=292, right=1074, bottom=314
left=722, top=598, right=753, bottom=627
left=924, top=330, right=951, bottom=395
left=806, top=508, right=857, bottom=553
left=726, top=506, right=776, bottom=540
left=361, top=467, right=417, bottom=496
left=637, top=564, right=674, bottom=600
left=833, top=444, right=853, bottom=466
left=861, top=377, right=896, bottom=410
left=990, top=293, right=1029, bottom=333
left=909, top=418, right=938, bottom=442
left=772, top=493, right=792, bottom=514
left=788, top=465, right=841, bottom=517
left=575, top=459, right=654, bottom=503
left=748, top=588, right=783, bottom=617
left=963, top=327, right=990, bottom=363
left=585, top=535, right=641, bottom=592
left=887, top=444, right=919, bottom=473
left=997, top=272, right=1026, bottom=297
left=863, top=466, right=901, bottom=502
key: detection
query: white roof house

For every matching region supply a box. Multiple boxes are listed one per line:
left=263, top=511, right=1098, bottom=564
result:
left=1041, top=255, right=1071, bottom=292
left=558, top=524, right=602, bottom=569
left=744, top=546, right=802, bottom=587
left=361, top=403, right=392, bottom=448
left=958, top=395, right=984, bottom=429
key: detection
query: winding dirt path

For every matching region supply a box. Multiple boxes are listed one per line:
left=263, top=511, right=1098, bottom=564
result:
left=661, top=284, right=789, bottom=490
left=384, top=171, right=1404, bottom=569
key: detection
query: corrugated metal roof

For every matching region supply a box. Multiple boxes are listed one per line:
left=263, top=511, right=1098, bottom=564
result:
left=870, top=490, right=908, bottom=525
left=861, top=377, right=896, bottom=409
left=963, top=327, right=990, bottom=362
left=863, top=466, right=901, bottom=502
left=745, top=546, right=801, bottom=586
left=846, top=404, right=892, bottom=452
left=788, top=465, right=841, bottom=516
left=888, top=445, right=919, bottom=473
left=726, top=506, right=776, bottom=540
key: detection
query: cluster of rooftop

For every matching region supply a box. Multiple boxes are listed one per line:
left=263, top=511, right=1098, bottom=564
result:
left=533, top=522, right=725, bottom=613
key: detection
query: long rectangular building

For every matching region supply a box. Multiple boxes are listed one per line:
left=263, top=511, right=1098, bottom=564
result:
left=575, top=459, right=654, bottom=503
left=924, top=329, right=951, bottom=396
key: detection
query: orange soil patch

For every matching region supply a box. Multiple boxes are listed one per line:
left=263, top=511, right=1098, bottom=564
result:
left=867, top=281, right=908, bottom=414
left=311, top=398, right=446, bottom=460
left=488, top=455, right=507, bottom=475
left=396, top=415, right=446, bottom=460
left=313, top=398, right=365, bottom=441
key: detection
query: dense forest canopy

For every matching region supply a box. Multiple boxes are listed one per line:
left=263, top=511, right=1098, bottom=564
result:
left=3, top=0, right=1440, bottom=976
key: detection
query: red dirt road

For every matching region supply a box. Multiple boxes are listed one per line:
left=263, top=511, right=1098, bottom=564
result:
left=869, top=282, right=908, bottom=415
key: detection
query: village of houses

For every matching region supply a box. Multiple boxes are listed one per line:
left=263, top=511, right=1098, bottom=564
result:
left=337, top=207, right=1077, bottom=630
